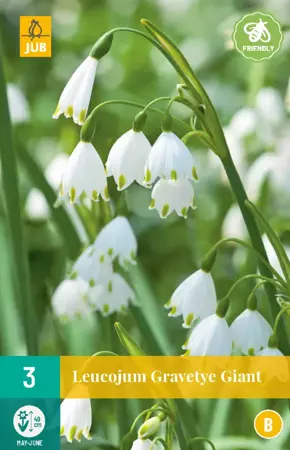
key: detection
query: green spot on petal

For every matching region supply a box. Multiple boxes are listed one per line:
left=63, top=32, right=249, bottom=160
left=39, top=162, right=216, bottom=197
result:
left=108, top=248, right=114, bottom=256
left=192, top=167, right=198, bottom=181
left=99, top=254, right=105, bottom=263
left=170, top=306, right=177, bottom=315
left=171, top=170, right=177, bottom=180
left=66, top=106, right=73, bottom=117
left=103, top=304, right=110, bottom=314
left=89, top=279, right=95, bottom=287
left=149, top=199, right=155, bottom=209
left=144, top=168, right=151, bottom=183
left=70, top=187, right=76, bottom=203
left=108, top=280, right=113, bottom=292
left=92, top=190, right=99, bottom=201
left=60, top=315, right=69, bottom=323
left=161, top=204, right=170, bottom=218
left=130, top=250, right=136, bottom=261
left=248, top=347, right=255, bottom=356
left=53, top=105, right=60, bottom=118
left=183, top=338, right=189, bottom=348
left=68, top=425, right=77, bottom=442
left=76, top=429, right=83, bottom=441
left=184, top=313, right=194, bottom=327
left=60, top=426, right=64, bottom=436
left=118, top=174, right=126, bottom=190
left=79, top=109, right=87, bottom=124
left=181, top=207, right=188, bottom=218
left=103, top=185, right=110, bottom=200
left=70, top=270, right=78, bottom=280
left=192, top=197, right=197, bottom=209
left=182, top=350, right=190, bottom=357
left=164, top=299, right=171, bottom=308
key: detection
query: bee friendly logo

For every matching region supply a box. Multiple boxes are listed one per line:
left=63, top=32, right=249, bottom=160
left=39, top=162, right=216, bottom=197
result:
left=20, top=16, right=51, bottom=57
left=233, top=12, right=283, bottom=61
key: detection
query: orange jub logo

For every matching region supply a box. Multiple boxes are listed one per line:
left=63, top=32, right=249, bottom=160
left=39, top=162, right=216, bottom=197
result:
left=20, top=16, right=51, bottom=57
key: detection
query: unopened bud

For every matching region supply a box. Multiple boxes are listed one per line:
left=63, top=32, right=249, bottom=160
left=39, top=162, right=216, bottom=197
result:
left=90, top=32, right=113, bottom=60
left=138, top=416, right=161, bottom=439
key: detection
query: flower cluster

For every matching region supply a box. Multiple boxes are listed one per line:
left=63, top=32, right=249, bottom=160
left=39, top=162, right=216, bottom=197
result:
left=54, top=55, right=197, bottom=219
left=167, top=263, right=279, bottom=357
left=52, top=216, right=137, bottom=320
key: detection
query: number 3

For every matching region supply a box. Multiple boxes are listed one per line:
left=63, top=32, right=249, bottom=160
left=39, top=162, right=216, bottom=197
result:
left=23, top=367, right=35, bottom=388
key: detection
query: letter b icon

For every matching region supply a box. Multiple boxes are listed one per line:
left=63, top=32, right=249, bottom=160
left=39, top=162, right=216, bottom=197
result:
left=264, top=418, right=273, bottom=432
left=254, top=410, right=283, bottom=439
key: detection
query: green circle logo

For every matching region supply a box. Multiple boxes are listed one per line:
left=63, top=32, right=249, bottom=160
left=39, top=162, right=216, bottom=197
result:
left=233, top=12, right=283, bottom=61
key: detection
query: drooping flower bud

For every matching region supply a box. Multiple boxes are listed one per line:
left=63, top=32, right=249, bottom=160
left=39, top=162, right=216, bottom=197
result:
left=90, top=32, right=113, bottom=60
left=138, top=416, right=161, bottom=439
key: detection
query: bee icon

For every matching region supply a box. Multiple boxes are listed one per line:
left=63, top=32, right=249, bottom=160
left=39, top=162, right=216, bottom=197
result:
left=244, top=19, right=271, bottom=43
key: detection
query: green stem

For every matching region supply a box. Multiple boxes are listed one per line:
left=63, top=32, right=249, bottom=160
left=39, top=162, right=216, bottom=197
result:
left=273, top=308, right=289, bottom=336
left=220, top=274, right=287, bottom=303
left=188, top=437, right=216, bottom=450
left=222, top=155, right=281, bottom=321
left=0, top=44, right=37, bottom=354
left=110, top=314, right=131, bottom=441
left=247, top=281, right=269, bottom=308
left=206, top=237, right=286, bottom=287
left=85, top=99, right=191, bottom=131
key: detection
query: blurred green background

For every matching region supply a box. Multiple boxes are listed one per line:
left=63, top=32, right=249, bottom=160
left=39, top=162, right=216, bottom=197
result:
left=0, top=0, right=290, bottom=448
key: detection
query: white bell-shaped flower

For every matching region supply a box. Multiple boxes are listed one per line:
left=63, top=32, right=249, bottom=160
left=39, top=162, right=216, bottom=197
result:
left=52, top=279, right=90, bottom=321
left=61, top=391, right=92, bottom=442
left=25, top=188, right=50, bottom=221
left=106, top=129, right=151, bottom=190
left=71, top=245, right=113, bottom=286
left=7, top=83, right=30, bottom=124
left=149, top=178, right=195, bottom=219
left=230, top=309, right=272, bottom=355
left=94, top=216, right=137, bottom=266
left=184, top=314, right=232, bottom=356
left=53, top=56, right=98, bottom=125
left=61, top=141, right=109, bottom=203
left=131, top=439, right=160, bottom=450
left=257, top=347, right=284, bottom=356
left=166, top=269, right=217, bottom=328
left=222, top=204, right=247, bottom=240
left=144, top=132, right=197, bottom=185
left=89, top=273, right=135, bottom=316
left=256, top=346, right=288, bottom=382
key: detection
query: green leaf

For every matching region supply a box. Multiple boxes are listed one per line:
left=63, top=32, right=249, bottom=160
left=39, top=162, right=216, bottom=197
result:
left=0, top=43, right=37, bottom=354
left=141, top=19, right=204, bottom=104
left=246, top=201, right=289, bottom=280
left=17, top=145, right=82, bottom=260
left=121, top=431, right=135, bottom=450
left=114, top=322, right=145, bottom=356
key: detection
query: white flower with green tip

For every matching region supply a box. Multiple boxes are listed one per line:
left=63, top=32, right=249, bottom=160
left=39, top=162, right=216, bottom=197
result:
left=53, top=56, right=98, bottom=125
left=61, top=394, right=92, bottom=442
left=94, top=216, right=137, bottom=266
left=89, top=273, right=135, bottom=316
left=184, top=314, right=232, bottom=356
left=106, top=129, right=151, bottom=190
left=52, top=279, right=90, bottom=321
left=149, top=178, right=195, bottom=219
left=60, top=141, right=109, bottom=203
left=230, top=309, right=272, bottom=355
left=257, top=347, right=284, bottom=356
left=71, top=245, right=113, bottom=286
left=144, top=132, right=197, bottom=185
left=166, top=269, right=217, bottom=328
left=131, top=439, right=160, bottom=450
